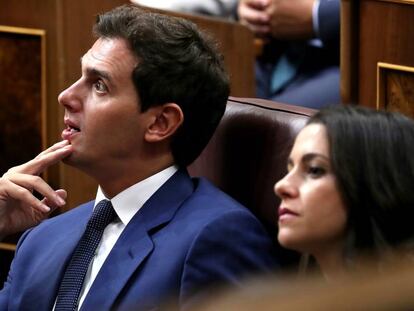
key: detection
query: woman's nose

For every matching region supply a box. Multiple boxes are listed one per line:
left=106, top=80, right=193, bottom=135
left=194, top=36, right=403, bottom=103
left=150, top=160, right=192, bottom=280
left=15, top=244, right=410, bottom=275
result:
left=274, top=172, right=298, bottom=200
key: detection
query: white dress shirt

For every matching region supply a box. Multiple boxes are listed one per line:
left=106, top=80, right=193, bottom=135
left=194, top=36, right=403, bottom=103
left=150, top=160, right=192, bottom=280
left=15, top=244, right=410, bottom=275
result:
left=310, top=0, right=323, bottom=47
left=53, top=165, right=178, bottom=310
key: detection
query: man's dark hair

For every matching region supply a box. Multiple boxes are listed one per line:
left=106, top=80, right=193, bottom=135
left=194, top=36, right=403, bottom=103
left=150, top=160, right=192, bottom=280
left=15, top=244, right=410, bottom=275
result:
left=94, top=4, right=230, bottom=167
left=308, top=105, right=414, bottom=260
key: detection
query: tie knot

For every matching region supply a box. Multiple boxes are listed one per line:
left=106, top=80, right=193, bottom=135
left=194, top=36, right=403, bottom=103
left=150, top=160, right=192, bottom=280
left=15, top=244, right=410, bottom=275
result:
left=88, top=200, right=116, bottom=231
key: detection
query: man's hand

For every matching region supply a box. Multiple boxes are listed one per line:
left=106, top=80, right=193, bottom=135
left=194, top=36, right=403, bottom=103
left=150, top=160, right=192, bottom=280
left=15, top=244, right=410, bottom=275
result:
left=0, top=140, right=73, bottom=239
left=238, top=0, right=315, bottom=39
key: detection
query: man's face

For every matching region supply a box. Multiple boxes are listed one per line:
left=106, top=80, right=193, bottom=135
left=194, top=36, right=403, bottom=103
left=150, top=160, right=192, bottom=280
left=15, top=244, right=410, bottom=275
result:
left=59, top=38, right=148, bottom=176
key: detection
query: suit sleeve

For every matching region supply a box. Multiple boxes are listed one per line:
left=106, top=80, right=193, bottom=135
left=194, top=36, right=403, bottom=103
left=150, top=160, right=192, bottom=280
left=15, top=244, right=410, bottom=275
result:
left=0, top=275, right=10, bottom=309
left=318, top=0, right=340, bottom=45
left=0, top=229, right=31, bottom=309
left=179, top=210, right=279, bottom=309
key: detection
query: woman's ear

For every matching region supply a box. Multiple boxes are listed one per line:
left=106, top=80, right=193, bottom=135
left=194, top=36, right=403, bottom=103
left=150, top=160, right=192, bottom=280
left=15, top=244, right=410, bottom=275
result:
left=144, top=103, right=184, bottom=143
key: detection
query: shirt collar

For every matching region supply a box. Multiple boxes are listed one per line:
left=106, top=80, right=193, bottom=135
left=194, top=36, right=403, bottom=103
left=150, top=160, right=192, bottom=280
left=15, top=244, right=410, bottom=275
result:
left=94, top=165, right=178, bottom=226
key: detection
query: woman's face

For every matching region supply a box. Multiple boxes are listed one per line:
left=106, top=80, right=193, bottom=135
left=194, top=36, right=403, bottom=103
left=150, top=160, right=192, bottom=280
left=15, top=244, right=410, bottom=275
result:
left=274, top=123, right=348, bottom=256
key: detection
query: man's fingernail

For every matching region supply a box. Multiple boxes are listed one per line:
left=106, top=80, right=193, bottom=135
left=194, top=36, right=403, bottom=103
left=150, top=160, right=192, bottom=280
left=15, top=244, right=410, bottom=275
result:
left=41, top=204, right=51, bottom=212
left=55, top=195, right=66, bottom=206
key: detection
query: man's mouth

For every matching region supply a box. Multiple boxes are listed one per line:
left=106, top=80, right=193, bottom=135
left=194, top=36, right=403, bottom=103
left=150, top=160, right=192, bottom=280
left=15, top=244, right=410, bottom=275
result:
left=67, top=125, right=80, bottom=134
left=62, top=120, right=80, bottom=140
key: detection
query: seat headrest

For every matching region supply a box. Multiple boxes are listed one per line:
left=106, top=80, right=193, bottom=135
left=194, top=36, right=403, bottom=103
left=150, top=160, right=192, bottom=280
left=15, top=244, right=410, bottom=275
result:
left=189, top=97, right=315, bottom=263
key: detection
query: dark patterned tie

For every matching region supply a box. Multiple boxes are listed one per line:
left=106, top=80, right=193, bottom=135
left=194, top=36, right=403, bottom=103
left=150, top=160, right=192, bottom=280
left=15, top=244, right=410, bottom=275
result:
left=55, top=200, right=116, bottom=311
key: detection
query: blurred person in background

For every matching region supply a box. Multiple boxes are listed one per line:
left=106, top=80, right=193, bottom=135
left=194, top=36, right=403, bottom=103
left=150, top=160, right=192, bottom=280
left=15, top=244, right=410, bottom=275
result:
left=238, top=0, right=340, bottom=108
left=130, top=0, right=239, bottom=19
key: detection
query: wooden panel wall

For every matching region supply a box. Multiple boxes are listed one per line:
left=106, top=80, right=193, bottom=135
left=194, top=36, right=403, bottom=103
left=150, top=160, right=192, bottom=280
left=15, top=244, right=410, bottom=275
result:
left=0, top=28, right=44, bottom=175
left=341, top=0, right=414, bottom=117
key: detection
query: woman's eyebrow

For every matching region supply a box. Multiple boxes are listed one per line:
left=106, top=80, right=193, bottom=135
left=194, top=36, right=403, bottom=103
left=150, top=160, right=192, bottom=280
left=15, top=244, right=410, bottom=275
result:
left=301, top=153, right=330, bottom=163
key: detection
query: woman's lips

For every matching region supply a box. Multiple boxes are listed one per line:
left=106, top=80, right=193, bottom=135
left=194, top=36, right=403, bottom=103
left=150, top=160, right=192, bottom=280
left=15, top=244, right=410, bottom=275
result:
left=278, top=207, right=299, bottom=222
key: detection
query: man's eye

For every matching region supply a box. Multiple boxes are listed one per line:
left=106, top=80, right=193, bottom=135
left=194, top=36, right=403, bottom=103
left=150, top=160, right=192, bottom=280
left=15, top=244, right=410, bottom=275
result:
left=94, top=80, right=107, bottom=93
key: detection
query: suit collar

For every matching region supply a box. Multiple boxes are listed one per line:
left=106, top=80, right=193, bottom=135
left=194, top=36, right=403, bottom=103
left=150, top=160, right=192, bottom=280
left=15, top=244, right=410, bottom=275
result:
left=80, top=169, right=194, bottom=310
left=95, top=165, right=179, bottom=226
left=138, top=169, right=193, bottom=231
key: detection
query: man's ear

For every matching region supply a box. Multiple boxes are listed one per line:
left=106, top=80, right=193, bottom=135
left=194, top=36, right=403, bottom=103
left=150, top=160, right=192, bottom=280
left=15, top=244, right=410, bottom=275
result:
left=144, top=103, right=184, bottom=143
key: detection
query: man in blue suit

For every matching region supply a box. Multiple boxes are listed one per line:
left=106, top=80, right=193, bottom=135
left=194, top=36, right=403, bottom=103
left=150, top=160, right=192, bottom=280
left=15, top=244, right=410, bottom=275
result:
left=238, top=0, right=340, bottom=108
left=0, top=4, right=278, bottom=311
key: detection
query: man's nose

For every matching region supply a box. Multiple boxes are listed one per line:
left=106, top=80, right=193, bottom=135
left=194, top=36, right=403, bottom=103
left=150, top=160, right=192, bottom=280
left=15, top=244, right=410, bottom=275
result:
left=58, top=80, right=83, bottom=112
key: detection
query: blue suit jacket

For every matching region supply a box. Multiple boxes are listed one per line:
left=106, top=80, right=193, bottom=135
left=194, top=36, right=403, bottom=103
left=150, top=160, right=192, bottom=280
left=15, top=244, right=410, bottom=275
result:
left=0, top=170, right=278, bottom=310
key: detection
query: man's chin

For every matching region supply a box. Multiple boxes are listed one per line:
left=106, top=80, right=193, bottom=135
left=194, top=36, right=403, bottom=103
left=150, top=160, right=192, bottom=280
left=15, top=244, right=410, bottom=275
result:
left=62, top=154, right=92, bottom=174
left=62, top=154, right=77, bottom=166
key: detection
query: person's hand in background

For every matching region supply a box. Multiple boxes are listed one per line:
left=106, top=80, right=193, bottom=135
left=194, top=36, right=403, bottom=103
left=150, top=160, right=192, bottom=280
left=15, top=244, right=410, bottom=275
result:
left=238, top=0, right=315, bottom=39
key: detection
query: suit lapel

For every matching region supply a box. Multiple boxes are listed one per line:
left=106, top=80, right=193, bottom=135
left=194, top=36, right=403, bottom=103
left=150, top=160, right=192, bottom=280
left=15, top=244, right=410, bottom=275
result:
left=80, top=170, right=194, bottom=310
left=21, top=202, right=94, bottom=310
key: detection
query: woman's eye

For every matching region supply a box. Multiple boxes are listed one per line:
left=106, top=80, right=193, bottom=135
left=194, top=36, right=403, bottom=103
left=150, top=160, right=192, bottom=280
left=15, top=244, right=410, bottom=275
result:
left=307, top=166, right=326, bottom=178
left=94, top=80, right=107, bottom=93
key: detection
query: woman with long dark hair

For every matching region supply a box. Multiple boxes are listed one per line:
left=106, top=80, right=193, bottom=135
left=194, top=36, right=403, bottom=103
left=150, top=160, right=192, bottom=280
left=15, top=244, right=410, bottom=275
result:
left=275, top=105, right=414, bottom=279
